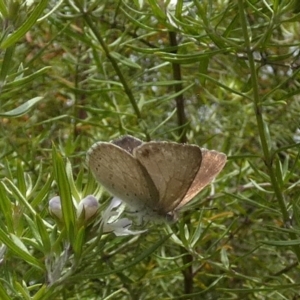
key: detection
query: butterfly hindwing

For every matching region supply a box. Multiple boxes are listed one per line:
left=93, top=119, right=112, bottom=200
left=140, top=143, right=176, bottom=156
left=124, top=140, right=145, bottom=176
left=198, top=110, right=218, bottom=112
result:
left=134, top=142, right=202, bottom=214
left=177, top=148, right=227, bottom=209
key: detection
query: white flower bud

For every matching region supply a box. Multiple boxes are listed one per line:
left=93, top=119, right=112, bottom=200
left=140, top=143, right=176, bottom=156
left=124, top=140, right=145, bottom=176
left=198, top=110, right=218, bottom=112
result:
left=77, top=195, right=99, bottom=221
left=49, top=196, right=62, bottom=220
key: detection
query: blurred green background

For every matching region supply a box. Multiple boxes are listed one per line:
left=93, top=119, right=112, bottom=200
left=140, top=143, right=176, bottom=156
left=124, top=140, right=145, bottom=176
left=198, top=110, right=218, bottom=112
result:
left=1, top=0, right=300, bottom=299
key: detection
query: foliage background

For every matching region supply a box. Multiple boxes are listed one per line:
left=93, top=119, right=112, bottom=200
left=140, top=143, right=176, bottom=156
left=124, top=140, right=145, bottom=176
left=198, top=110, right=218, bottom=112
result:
left=1, top=0, right=300, bottom=299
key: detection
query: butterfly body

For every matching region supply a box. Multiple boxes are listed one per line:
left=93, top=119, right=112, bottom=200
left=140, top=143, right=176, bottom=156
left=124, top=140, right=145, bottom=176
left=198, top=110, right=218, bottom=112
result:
left=87, top=135, right=226, bottom=222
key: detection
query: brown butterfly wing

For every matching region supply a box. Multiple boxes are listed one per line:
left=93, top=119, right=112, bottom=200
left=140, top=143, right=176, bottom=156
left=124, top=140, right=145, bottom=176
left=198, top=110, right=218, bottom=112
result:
left=134, top=142, right=202, bottom=214
left=87, top=141, right=159, bottom=211
left=176, top=148, right=226, bottom=210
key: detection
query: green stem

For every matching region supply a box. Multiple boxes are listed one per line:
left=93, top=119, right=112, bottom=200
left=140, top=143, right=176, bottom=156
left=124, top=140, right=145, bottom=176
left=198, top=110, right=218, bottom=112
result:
left=74, top=1, right=149, bottom=138
left=238, top=0, right=300, bottom=261
left=169, top=31, right=187, bottom=143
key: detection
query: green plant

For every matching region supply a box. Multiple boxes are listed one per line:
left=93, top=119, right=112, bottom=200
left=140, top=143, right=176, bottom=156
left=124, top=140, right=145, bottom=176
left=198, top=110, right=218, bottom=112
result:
left=1, top=0, right=300, bottom=299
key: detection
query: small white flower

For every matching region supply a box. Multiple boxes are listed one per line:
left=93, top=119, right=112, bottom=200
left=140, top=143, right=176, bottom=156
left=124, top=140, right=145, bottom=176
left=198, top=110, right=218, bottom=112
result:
left=49, top=195, right=145, bottom=236
left=101, top=197, right=147, bottom=236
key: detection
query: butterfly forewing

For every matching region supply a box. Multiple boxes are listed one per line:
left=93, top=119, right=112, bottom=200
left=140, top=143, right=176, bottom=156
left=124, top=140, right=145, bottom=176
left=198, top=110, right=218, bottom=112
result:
left=87, top=142, right=159, bottom=211
left=177, top=148, right=227, bottom=209
left=134, top=142, right=202, bottom=214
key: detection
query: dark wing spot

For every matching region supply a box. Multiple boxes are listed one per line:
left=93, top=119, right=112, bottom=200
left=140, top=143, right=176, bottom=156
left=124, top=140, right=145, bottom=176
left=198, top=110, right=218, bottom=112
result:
left=140, top=149, right=150, bottom=157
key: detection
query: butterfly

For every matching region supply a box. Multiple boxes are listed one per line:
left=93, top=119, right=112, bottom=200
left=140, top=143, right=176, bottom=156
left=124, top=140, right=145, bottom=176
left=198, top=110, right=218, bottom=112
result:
left=87, top=135, right=226, bottom=222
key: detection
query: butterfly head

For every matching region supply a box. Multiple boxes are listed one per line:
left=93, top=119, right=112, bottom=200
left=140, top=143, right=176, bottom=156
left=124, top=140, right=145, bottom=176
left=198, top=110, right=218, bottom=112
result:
left=138, top=207, right=178, bottom=224
left=165, top=211, right=178, bottom=223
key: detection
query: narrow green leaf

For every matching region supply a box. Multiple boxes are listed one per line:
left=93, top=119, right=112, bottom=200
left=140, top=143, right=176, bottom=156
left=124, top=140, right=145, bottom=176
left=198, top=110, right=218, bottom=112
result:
left=220, top=247, right=230, bottom=269
left=4, top=66, right=51, bottom=89
left=0, top=229, right=44, bottom=270
left=35, top=214, right=51, bottom=253
left=249, top=179, right=273, bottom=193
left=136, top=80, right=186, bottom=87
left=147, top=83, right=194, bottom=103
left=2, top=178, right=37, bottom=216
left=0, top=182, right=14, bottom=232
left=0, top=46, right=15, bottom=82
left=198, top=73, right=253, bottom=100
left=32, top=284, right=49, bottom=300
left=14, top=281, right=31, bottom=300
left=1, top=0, right=49, bottom=49
left=65, top=159, right=80, bottom=202
left=52, top=146, right=77, bottom=244
left=179, top=223, right=189, bottom=246
left=155, top=49, right=227, bottom=64
left=73, top=226, right=85, bottom=261
left=262, top=239, right=300, bottom=246
left=275, top=157, right=284, bottom=189
left=74, top=235, right=171, bottom=279
left=263, top=122, right=272, bottom=153
left=110, top=51, right=141, bottom=69
left=37, top=0, right=64, bottom=22
left=16, top=161, right=26, bottom=196
left=174, top=0, right=184, bottom=19
left=247, top=160, right=271, bottom=182
left=31, top=173, right=54, bottom=208
left=0, top=0, right=8, bottom=18
left=0, top=97, right=44, bottom=117
left=125, top=44, right=178, bottom=54
left=120, top=6, right=157, bottom=31
left=147, top=0, right=166, bottom=19
left=199, top=57, right=209, bottom=85
left=0, top=283, right=11, bottom=300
